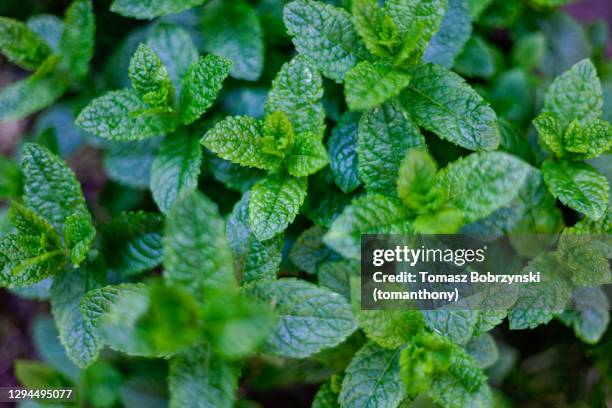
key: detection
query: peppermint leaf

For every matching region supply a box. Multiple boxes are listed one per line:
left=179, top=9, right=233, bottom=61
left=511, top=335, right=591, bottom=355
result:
left=533, top=112, right=565, bottom=157
left=284, top=0, right=371, bottom=82
left=248, top=173, right=308, bottom=241
left=128, top=44, right=174, bottom=107
left=59, top=0, right=95, bottom=80
left=558, top=286, right=609, bottom=344
left=285, top=132, right=329, bottom=177
left=150, top=132, right=202, bottom=213
left=358, top=310, right=424, bottom=349
left=164, top=191, right=235, bottom=293
left=328, top=112, right=361, bottom=193
left=397, top=149, right=440, bottom=211
left=64, top=213, right=95, bottom=267
left=402, top=63, right=500, bottom=151
left=110, top=0, right=207, bottom=19
left=0, top=73, right=67, bottom=122
left=422, top=0, right=471, bottom=67
left=357, top=100, right=425, bottom=195
left=563, top=119, right=612, bottom=160
left=0, top=16, right=51, bottom=70
left=344, top=61, right=411, bottom=111
left=247, top=278, right=357, bottom=358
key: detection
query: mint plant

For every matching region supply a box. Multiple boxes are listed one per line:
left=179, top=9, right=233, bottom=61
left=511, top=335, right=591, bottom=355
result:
left=0, top=0, right=610, bottom=406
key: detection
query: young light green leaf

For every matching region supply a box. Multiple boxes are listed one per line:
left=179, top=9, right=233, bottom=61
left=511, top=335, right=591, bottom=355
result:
left=423, top=0, right=471, bottom=68
left=50, top=266, right=102, bottom=368
left=265, top=56, right=325, bottom=137
left=324, top=193, right=414, bottom=259
left=179, top=55, right=232, bottom=125
left=283, top=0, right=371, bottom=82
left=21, top=143, right=89, bottom=233
left=351, top=0, right=388, bottom=58
left=435, top=151, right=531, bottom=223
left=249, top=173, right=307, bottom=241
left=344, top=61, right=411, bottom=111
left=541, top=159, right=608, bottom=220
left=164, top=191, right=235, bottom=293
left=128, top=43, right=174, bottom=107
left=542, top=59, right=603, bottom=129
left=169, top=343, right=240, bottom=408
left=328, top=112, right=361, bottom=193
left=100, top=212, right=163, bottom=276
left=201, top=0, right=264, bottom=81
left=339, top=342, right=404, bottom=408
left=76, top=89, right=178, bottom=140
left=402, top=63, right=500, bottom=151
left=64, top=213, right=95, bottom=266
left=202, top=116, right=282, bottom=170
left=563, top=119, right=612, bottom=159
left=358, top=310, right=424, bottom=349
left=247, top=278, right=357, bottom=358
left=533, top=112, right=565, bottom=157
left=227, top=193, right=283, bottom=284
left=285, top=132, right=328, bottom=177
left=358, top=100, right=425, bottom=195
left=110, top=0, right=207, bottom=19
left=150, top=132, right=202, bottom=213
left=397, top=149, right=440, bottom=211
left=0, top=16, right=51, bottom=70
left=59, top=0, right=95, bottom=80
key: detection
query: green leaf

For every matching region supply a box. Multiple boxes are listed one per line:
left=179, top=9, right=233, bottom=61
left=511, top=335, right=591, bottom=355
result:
left=435, top=151, right=531, bottom=223
left=414, top=207, right=464, bottom=233
left=318, top=259, right=358, bottom=299
left=397, top=149, right=440, bottom=211
left=15, top=361, right=67, bottom=389
left=202, top=116, right=282, bottom=170
left=542, top=59, right=603, bottom=129
left=508, top=253, right=572, bottom=330
left=21, top=143, right=89, bottom=233
left=423, top=0, right=471, bottom=68
left=454, top=35, right=496, bottom=79
left=169, top=343, right=240, bottom=408
left=76, top=89, right=178, bottom=140
left=422, top=310, right=478, bottom=345
left=358, top=99, right=425, bottom=195
left=467, top=0, right=493, bottom=20
left=179, top=55, right=232, bottom=125
left=533, top=112, right=565, bottom=157
left=128, top=44, right=174, bottom=107
left=0, top=155, right=22, bottom=199
left=209, top=157, right=265, bottom=193
left=150, top=132, right=202, bottom=213
left=351, top=0, right=388, bottom=59
left=0, top=16, right=51, bottom=70
left=464, top=334, right=498, bottom=368
left=100, top=212, right=163, bottom=276
left=558, top=286, right=609, bottom=344
left=0, top=72, right=68, bottom=122
left=164, top=191, right=235, bottom=293
left=32, top=316, right=80, bottom=382
left=248, top=173, right=307, bottom=241
left=312, top=382, right=340, bottom=408
left=283, top=0, right=371, bottom=82
left=59, top=0, right=95, bottom=80
left=50, top=266, right=103, bottom=368
left=328, top=112, right=361, bottom=193
left=339, top=342, right=404, bottom=408
left=64, top=213, right=95, bottom=266
left=265, top=55, right=325, bottom=137
left=345, top=61, right=411, bottom=111
left=247, top=278, right=357, bottom=358
left=563, top=119, right=612, bottom=160
left=285, top=132, right=329, bottom=177
left=358, top=310, right=424, bottom=349
left=104, top=137, right=161, bottom=189
left=324, top=193, right=414, bottom=259
left=111, top=0, right=207, bottom=19
left=27, top=14, right=63, bottom=52
left=511, top=32, right=546, bottom=70
left=402, top=63, right=500, bottom=151
left=227, top=193, right=283, bottom=284
left=201, top=0, right=264, bottom=81
left=290, top=225, right=334, bottom=275
left=542, top=159, right=608, bottom=220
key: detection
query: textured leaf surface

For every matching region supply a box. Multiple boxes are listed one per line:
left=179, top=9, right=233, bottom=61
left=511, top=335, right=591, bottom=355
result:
left=0, top=74, right=67, bottom=122
left=402, top=63, right=500, bottom=151
left=435, top=151, right=531, bottom=223
left=339, top=342, right=404, bottom=408
left=201, top=0, right=264, bottom=81
left=542, top=59, right=603, bottom=128
left=164, top=191, right=235, bottom=293
left=284, top=0, right=370, bottom=82
left=248, top=278, right=357, bottom=358
left=533, top=113, right=564, bottom=157
left=324, top=193, right=414, bottom=259
left=265, top=56, right=325, bottom=137
left=50, top=267, right=102, bottom=368
left=558, top=287, right=609, bottom=344
left=358, top=100, right=425, bottom=195
left=111, top=0, right=206, bottom=19
left=227, top=193, right=283, bottom=284
left=423, top=0, right=471, bottom=67
left=202, top=116, right=282, bottom=170
left=397, top=149, right=440, bottom=211
left=248, top=173, right=307, bottom=241
left=21, top=143, right=88, bottom=233
left=76, top=90, right=178, bottom=140
left=128, top=44, right=173, bottom=107
left=358, top=310, right=424, bottom=349
left=344, top=62, right=411, bottom=111
left=290, top=225, right=334, bottom=275
left=0, top=16, right=51, bottom=70
left=563, top=119, right=612, bottom=160
left=59, top=0, right=95, bottom=79
left=150, top=132, right=202, bottom=213
left=169, top=343, right=239, bottom=408
left=542, top=160, right=608, bottom=220
left=64, top=213, right=95, bottom=266
left=179, top=55, right=232, bottom=125
left=285, top=132, right=328, bottom=177
left=328, top=112, right=361, bottom=193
